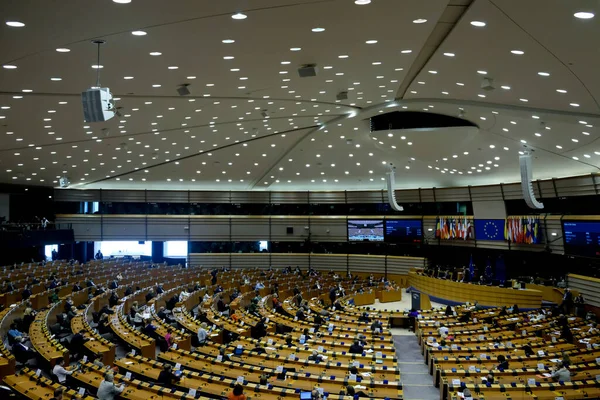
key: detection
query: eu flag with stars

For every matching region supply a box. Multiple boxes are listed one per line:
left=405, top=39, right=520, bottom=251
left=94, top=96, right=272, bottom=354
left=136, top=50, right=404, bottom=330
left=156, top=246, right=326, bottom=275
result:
left=475, top=219, right=505, bottom=241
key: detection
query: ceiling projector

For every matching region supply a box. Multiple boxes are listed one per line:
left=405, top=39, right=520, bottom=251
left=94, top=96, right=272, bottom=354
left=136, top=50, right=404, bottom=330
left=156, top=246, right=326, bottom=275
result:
left=81, top=87, right=115, bottom=123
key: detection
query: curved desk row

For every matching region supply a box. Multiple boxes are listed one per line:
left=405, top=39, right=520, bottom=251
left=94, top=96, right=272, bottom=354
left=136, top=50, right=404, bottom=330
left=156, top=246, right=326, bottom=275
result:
left=407, top=272, right=543, bottom=309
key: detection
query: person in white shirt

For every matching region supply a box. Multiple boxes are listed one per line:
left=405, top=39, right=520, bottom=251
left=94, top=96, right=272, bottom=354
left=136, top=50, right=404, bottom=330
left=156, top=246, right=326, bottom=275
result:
left=255, top=281, right=265, bottom=290
left=52, top=359, right=77, bottom=383
left=203, top=292, right=211, bottom=302
left=197, top=322, right=209, bottom=346
left=97, top=372, right=125, bottom=400
left=438, top=325, right=449, bottom=336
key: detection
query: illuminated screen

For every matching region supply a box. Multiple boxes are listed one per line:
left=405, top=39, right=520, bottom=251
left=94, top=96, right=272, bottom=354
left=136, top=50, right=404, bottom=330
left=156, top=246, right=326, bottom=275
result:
left=95, top=241, right=152, bottom=257
left=385, top=220, right=422, bottom=243
left=164, top=241, right=188, bottom=257
left=348, top=219, right=384, bottom=242
left=563, top=221, right=600, bottom=257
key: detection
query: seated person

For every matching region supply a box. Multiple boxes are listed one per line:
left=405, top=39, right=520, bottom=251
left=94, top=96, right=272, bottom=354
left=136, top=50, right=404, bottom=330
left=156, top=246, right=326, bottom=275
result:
left=344, top=384, right=368, bottom=398
left=496, top=355, right=509, bottom=370
left=308, top=350, right=323, bottom=362
left=370, top=320, right=383, bottom=332
left=358, top=312, right=370, bottom=323
left=157, top=364, right=180, bottom=388
left=143, top=319, right=158, bottom=337
left=551, top=363, right=571, bottom=382
left=349, top=340, right=364, bottom=354
left=164, top=328, right=175, bottom=348
left=8, top=323, right=26, bottom=341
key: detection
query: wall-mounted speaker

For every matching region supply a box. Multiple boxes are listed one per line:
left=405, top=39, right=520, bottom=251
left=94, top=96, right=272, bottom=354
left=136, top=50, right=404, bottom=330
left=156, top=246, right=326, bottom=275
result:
left=519, top=152, right=544, bottom=209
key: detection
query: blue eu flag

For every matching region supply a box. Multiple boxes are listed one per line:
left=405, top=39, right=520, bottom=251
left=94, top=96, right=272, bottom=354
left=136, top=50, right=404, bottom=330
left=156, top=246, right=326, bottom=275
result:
left=475, top=219, right=505, bottom=241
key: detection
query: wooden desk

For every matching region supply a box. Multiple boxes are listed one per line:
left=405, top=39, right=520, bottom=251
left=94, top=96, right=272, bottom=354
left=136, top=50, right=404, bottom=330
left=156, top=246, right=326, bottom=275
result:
left=408, top=272, right=543, bottom=309
left=3, top=368, right=94, bottom=400
left=379, top=290, right=402, bottom=303
left=352, top=292, right=376, bottom=306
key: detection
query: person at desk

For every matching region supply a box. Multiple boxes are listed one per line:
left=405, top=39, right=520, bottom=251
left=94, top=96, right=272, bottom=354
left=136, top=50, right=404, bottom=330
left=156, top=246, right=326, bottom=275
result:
left=197, top=322, right=209, bottom=346
left=157, top=364, right=181, bottom=388
left=108, top=291, right=119, bottom=307
left=228, top=384, right=247, bottom=400
left=254, top=281, right=265, bottom=291
left=143, top=318, right=158, bottom=337
left=437, top=324, right=449, bottom=336
left=561, top=325, right=574, bottom=343
left=97, top=372, right=125, bottom=400
left=49, top=288, right=59, bottom=303
left=21, top=284, right=32, bottom=300
left=370, top=320, right=382, bottom=332
left=358, top=312, right=370, bottom=323
left=496, top=355, right=509, bottom=370
left=124, top=286, right=133, bottom=296
left=164, top=327, right=175, bottom=348
left=217, top=296, right=230, bottom=316
left=108, top=279, right=118, bottom=290
left=296, top=308, right=306, bottom=321
left=8, top=323, right=26, bottom=341
left=86, top=279, right=96, bottom=287
left=444, top=305, right=453, bottom=316
left=52, top=387, right=64, bottom=400
left=52, top=358, right=78, bottom=384
left=560, top=288, right=573, bottom=314
left=551, top=363, right=571, bottom=382
left=349, top=340, right=364, bottom=354
left=157, top=306, right=173, bottom=322
left=308, top=350, right=323, bottom=362
left=12, top=336, right=36, bottom=362
left=70, top=329, right=89, bottom=360
left=252, top=318, right=267, bottom=339
left=145, top=289, right=155, bottom=303
left=333, top=300, right=345, bottom=311
left=344, top=384, right=368, bottom=398
left=156, top=284, right=164, bottom=295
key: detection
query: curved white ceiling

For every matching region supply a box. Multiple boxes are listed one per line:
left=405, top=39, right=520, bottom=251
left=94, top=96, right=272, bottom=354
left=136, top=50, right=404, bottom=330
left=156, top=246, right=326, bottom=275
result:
left=0, top=0, right=599, bottom=191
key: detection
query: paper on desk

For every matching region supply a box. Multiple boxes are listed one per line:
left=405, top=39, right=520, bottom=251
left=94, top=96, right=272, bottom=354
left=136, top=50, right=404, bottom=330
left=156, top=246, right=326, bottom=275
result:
left=542, top=373, right=552, bottom=378
left=365, top=349, right=374, bottom=353
left=360, top=372, right=371, bottom=377
left=125, top=361, right=134, bottom=365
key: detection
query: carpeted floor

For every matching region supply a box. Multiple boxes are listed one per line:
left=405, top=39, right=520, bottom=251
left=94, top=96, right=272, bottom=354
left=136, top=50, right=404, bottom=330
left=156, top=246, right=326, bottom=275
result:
left=393, top=334, right=439, bottom=400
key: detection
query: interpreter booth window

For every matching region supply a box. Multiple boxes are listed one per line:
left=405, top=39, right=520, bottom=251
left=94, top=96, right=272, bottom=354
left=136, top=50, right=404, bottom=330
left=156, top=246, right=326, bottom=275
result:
left=44, top=244, right=59, bottom=260
left=164, top=241, right=188, bottom=257
left=95, top=241, right=152, bottom=257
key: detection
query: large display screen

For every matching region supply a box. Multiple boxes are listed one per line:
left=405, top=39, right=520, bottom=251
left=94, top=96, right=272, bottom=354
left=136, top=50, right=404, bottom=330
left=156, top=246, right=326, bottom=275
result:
left=563, top=221, right=600, bottom=257
left=385, top=220, right=422, bottom=243
left=348, top=219, right=384, bottom=242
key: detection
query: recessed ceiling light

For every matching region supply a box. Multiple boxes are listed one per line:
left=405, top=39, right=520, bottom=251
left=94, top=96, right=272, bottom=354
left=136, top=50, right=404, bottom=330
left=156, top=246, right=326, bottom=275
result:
left=338, top=55, right=349, bottom=58
left=123, top=76, right=134, bottom=80
left=570, top=103, right=580, bottom=107
left=312, top=27, right=325, bottom=32
left=400, top=49, right=412, bottom=54
left=232, top=12, right=247, bottom=20
left=50, top=77, right=62, bottom=81
left=413, top=19, right=427, bottom=24
left=428, top=70, right=437, bottom=74
left=443, top=52, right=455, bottom=57
left=131, top=30, right=147, bottom=36
left=222, top=39, right=235, bottom=44
left=470, top=21, right=486, bottom=27
left=365, top=40, right=378, bottom=44
left=91, top=65, right=103, bottom=69
left=223, top=56, right=234, bottom=60
left=511, top=50, right=524, bottom=55
left=556, top=89, right=567, bottom=93
left=456, top=82, right=464, bottom=86
left=2, top=65, right=17, bottom=69
left=152, top=84, right=161, bottom=87
left=290, top=47, right=302, bottom=51
left=500, top=85, right=510, bottom=90
left=55, top=48, right=70, bottom=53
left=538, top=72, right=550, bottom=76
left=477, top=70, right=487, bottom=75
left=556, top=145, right=563, bottom=149
left=6, top=21, right=25, bottom=27
left=355, top=0, right=371, bottom=4
left=167, top=66, right=178, bottom=69
left=574, top=12, right=594, bottom=19
left=149, top=52, right=162, bottom=56
left=519, top=98, right=528, bottom=102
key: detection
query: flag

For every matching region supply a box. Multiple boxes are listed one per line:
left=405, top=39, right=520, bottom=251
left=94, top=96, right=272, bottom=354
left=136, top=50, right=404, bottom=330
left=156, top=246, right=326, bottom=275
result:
left=495, top=256, right=506, bottom=281
left=505, top=216, right=541, bottom=244
left=468, top=255, right=474, bottom=281
left=475, top=219, right=505, bottom=241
